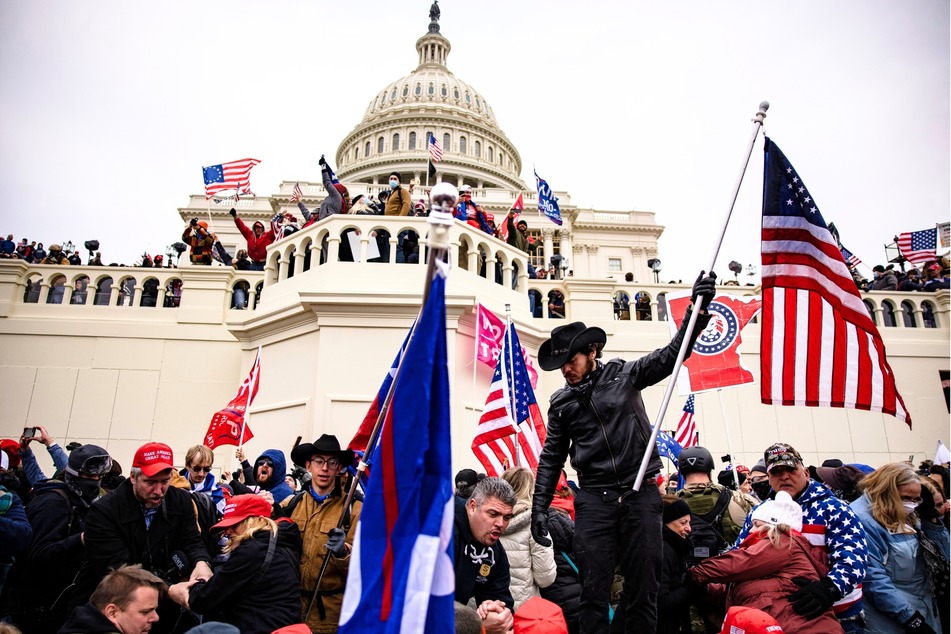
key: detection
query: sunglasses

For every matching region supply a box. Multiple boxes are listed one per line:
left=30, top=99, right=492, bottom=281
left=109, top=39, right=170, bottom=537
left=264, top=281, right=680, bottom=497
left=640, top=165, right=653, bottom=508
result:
left=190, top=465, right=213, bottom=473
left=255, top=459, right=274, bottom=468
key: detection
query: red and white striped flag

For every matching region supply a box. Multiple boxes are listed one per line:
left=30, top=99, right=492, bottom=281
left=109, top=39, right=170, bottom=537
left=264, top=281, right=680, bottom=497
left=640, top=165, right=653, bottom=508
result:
left=202, top=158, right=261, bottom=199
left=428, top=133, right=443, bottom=163
left=472, top=323, right=546, bottom=476
left=761, top=138, right=910, bottom=426
left=674, top=394, right=698, bottom=448
left=896, top=228, right=937, bottom=265
left=289, top=182, right=303, bottom=203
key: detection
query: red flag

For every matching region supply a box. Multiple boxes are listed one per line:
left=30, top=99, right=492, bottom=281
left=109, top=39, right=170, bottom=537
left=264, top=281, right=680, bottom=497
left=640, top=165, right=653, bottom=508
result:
left=497, top=193, right=525, bottom=242
left=761, top=139, right=910, bottom=426
left=666, top=292, right=762, bottom=394
left=674, top=395, right=698, bottom=448
left=472, top=324, right=546, bottom=476
left=204, top=350, right=261, bottom=449
left=475, top=304, right=538, bottom=388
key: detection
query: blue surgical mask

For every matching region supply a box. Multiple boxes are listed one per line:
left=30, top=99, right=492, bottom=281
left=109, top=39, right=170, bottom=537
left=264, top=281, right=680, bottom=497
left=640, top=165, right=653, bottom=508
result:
left=389, top=180, right=399, bottom=189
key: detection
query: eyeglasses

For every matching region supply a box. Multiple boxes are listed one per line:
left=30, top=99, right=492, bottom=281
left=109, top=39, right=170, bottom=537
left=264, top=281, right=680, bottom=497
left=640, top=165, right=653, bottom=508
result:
left=190, top=465, right=213, bottom=473
left=310, top=457, right=341, bottom=470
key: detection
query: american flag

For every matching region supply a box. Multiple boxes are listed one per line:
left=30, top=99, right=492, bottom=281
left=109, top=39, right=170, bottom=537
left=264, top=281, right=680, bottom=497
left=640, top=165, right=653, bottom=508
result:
left=202, top=158, right=260, bottom=199
left=472, top=323, right=546, bottom=476
left=428, top=133, right=443, bottom=163
left=674, top=394, right=697, bottom=448
left=897, top=228, right=937, bottom=265
left=839, top=245, right=862, bottom=271
left=289, top=182, right=303, bottom=203
left=761, top=138, right=910, bottom=426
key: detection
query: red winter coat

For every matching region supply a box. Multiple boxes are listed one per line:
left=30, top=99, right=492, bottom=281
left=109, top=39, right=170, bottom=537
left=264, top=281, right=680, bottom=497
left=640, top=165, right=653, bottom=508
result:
left=234, top=216, right=274, bottom=263
left=689, top=531, right=843, bottom=634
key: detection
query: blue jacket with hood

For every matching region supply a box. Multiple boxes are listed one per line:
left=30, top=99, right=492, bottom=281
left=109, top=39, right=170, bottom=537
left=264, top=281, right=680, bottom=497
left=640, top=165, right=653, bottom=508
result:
left=256, top=449, right=294, bottom=503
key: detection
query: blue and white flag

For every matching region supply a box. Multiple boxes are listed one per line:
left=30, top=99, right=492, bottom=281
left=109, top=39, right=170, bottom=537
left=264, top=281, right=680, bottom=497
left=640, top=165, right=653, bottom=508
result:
left=339, top=272, right=455, bottom=633
left=652, top=426, right=683, bottom=466
left=534, top=170, right=562, bottom=226
left=322, top=155, right=341, bottom=185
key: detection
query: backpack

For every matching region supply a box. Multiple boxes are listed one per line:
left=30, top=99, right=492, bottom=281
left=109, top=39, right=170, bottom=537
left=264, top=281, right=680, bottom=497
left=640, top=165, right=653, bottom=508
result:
left=680, top=485, right=733, bottom=564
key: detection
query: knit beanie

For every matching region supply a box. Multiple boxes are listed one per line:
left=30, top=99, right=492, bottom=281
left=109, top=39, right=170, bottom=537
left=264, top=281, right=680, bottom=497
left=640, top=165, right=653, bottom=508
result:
left=663, top=498, right=692, bottom=524
left=750, top=491, right=802, bottom=532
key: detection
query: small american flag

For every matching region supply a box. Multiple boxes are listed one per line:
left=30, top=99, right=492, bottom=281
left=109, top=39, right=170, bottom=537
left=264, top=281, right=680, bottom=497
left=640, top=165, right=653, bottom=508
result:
left=674, top=395, right=697, bottom=448
left=202, top=158, right=260, bottom=199
left=428, top=133, right=443, bottom=163
left=472, top=324, right=546, bottom=476
left=761, top=138, right=909, bottom=426
left=897, top=228, right=937, bottom=265
left=289, top=182, right=303, bottom=203
left=839, top=245, right=862, bottom=271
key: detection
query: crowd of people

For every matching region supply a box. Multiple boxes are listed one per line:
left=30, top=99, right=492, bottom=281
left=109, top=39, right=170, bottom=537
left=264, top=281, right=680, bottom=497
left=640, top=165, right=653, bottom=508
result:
left=857, top=259, right=950, bottom=293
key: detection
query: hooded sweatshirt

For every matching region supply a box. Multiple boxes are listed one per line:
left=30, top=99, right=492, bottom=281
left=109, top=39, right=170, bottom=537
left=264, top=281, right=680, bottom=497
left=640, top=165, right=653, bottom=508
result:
left=255, top=449, right=294, bottom=503
left=56, top=602, right=120, bottom=634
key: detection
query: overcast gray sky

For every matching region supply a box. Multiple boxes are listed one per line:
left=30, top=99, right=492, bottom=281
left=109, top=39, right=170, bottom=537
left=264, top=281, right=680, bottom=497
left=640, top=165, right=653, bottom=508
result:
left=1, top=0, right=947, bottom=283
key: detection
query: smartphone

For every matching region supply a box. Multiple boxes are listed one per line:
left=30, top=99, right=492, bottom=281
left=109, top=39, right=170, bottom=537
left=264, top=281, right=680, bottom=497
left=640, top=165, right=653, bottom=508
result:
left=23, top=427, right=37, bottom=439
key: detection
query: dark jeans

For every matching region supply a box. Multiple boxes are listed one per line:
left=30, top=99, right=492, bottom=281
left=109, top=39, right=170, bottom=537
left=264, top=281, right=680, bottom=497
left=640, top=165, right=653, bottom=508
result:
left=574, top=483, right=662, bottom=634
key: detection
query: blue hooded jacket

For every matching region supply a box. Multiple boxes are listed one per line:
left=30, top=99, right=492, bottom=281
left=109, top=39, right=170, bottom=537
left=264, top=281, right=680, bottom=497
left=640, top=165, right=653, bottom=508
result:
left=256, top=449, right=294, bottom=503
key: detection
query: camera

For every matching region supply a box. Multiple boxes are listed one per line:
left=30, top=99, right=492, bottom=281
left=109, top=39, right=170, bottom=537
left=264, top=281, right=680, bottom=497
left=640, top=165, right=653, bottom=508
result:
left=721, top=454, right=732, bottom=464
left=23, top=427, right=38, bottom=439
left=153, top=550, right=190, bottom=585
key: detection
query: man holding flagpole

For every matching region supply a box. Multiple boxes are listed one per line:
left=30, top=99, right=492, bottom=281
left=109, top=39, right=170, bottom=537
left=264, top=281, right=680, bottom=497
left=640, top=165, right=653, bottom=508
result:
left=530, top=273, right=716, bottom=633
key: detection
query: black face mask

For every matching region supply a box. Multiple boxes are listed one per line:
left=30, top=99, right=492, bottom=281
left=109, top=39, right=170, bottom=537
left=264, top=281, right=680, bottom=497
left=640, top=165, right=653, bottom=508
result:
left=751, top=479, right=772, bottom=500
left=75, top=477, right=102, bottom=502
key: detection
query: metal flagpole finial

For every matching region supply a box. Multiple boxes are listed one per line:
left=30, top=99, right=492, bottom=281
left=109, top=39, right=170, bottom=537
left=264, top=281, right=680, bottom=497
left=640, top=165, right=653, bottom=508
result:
left=753, top=101, right=769, bottom=124
left=428, top=181, right=457, bottom=251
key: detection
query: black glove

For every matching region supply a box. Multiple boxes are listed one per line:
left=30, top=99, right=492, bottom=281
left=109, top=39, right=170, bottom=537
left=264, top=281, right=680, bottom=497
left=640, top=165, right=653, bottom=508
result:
left=904, top=611, right=937, bottom=634
left=326, top=527, right=347, bottom=557
left=229, top=207, right=237, bottom=217
left=531, top=511, right=551, bottom=547
left=691, top=271, right=717, bottom=310
left=788, top=577, right=840, bottom=620
left=318, top=155, right=327, bottom=167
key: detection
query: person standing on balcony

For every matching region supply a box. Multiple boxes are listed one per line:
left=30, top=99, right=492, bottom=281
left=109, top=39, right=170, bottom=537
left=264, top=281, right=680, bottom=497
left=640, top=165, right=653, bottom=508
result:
left=383, top=172, right=411, bottom=216
left=182, top=219, right=214, bottom=265
left=230, top=208, right=281, bottom=271
left=869, top=264, right=897, bottom=291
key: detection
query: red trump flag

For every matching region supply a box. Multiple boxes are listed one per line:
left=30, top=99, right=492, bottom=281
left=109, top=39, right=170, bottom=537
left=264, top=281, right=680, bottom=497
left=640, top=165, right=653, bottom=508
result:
left=204, top=350, right=260, bottom=449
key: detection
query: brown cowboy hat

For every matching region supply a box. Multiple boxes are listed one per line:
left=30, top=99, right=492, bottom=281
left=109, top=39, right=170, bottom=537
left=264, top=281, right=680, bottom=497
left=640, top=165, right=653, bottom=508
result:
left=538, top=321, right=606, bottom=371
left=291, top=434, right=355, bottom=469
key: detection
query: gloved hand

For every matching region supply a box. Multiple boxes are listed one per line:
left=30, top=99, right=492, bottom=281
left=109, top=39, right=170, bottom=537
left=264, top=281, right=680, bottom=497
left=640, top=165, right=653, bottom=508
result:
left=904, top=611, right=937, bottom=634
left=326, top=528, right=348, bottom=557
left=318, top=155, right=327, bottom=167
left=691, top=271, right=717, bottom=310
left=788, top=577, right=840, bottom=619
left=229, top=207, right=237, bottom=217
left=531, top=511, right=551, bottom=547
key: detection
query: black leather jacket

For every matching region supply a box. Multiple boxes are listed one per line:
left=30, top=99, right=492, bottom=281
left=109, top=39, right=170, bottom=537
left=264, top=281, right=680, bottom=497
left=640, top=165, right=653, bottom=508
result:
left=533, top=309, right=710, bottom=509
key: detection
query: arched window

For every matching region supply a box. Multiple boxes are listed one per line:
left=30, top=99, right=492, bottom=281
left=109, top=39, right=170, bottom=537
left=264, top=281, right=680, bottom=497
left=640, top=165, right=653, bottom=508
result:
left=528, top=289, right=543, bottom=318
left=440, top=84, right=447, bottom=97
left=428, top=84, right=435, bottom=96
left=487, top=146, right=494, bottom=162
left=365, top=141, right=371, bottom=157
left=23, top=274, right=41, bottom=303
left=922, top=301, right=937, bottom=328
left=402, top=85, right=409, bottom=97
left=47, top=275, right=67, bottom=305
left=140, top=277, right=159, bottom=307
left=881, top=300, right=897, bottom=327
left=443, top=133, right=451, bottom=152
left=409, top=131, right=417, bottom=150
left=465, top=92, right=471, bottom=104
left=378, top=137, right=385, bottom=154
left=459, top=136, right=467, bottom=154
left=415, top=84, right=422, bottom=96
left=453, top=87, right=460, bottom=99
left=634, top=291, right=652, bottom=321
left=657, top=293, right=668, bottom=322
left=71, top=275, right=90, bottom=305
left=474, top=141, right=481, bottom=158
left=900, top=300, right=917, bottom=327
left=392, top=133, right=400, bottom=151
left=354, top=146, right=359, bottom=160
left=94, top=277, right=113, bottom=305
left=863, top=299, right=877, bottom=325
left=613, top=291, right=631, bottom=320
left=390, top=88, right=397, bottom=100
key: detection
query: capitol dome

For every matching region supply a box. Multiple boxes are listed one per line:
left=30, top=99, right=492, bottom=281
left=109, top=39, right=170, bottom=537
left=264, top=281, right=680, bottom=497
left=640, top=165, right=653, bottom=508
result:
left=335, top=4, right=525, bottom=191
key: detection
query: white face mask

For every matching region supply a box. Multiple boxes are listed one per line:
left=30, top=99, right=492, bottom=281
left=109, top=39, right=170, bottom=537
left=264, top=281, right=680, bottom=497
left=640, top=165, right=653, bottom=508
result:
left=902, top=501, right=919, bottom=514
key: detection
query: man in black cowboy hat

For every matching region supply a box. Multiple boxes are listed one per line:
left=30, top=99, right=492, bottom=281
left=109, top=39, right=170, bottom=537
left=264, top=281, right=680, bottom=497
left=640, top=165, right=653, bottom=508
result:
left=282, top=434, right=361, bottom=632
left=530, top=272, right=717, bottom=633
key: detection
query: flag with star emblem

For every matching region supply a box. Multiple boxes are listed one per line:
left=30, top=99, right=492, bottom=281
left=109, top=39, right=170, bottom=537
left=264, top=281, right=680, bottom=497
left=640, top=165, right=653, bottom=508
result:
left=761, top=138, right=910, bottom=426
left=339, top=271, right=455, bottom=633
left=674, top=395, right=697, bottom=448
left=535, top=170, right=562, bottom=226
left=202, top=158, right=260, bottom=198
left=472, top=323, right=547, bottom=476
left=289, top=182, right=303, bottom=203
left=428, top=133, right=443, bottom=163
left=897, top=228, right=938, bottom=264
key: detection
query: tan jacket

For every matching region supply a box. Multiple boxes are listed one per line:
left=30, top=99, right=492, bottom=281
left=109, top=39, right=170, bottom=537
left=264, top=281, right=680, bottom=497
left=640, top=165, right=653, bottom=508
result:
left=384, top=186, right=411, bottom=216
left=283, top=492, right=362, bottom=633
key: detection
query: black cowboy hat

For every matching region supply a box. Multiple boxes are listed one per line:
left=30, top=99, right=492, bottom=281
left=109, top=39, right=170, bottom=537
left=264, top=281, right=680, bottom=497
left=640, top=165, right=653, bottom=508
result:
left=291, top=434, right=356, bottom=469
left=538, top=321, right=607, bottom=371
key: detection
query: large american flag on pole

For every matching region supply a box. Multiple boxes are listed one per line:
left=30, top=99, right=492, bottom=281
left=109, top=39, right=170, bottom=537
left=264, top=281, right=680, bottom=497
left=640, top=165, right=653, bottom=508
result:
left=760, top=138, right=910, bottom=426
left=674, top=394, right=698, bottom=448
left=472, top=323, right=547, bottom=476
left=896, top=228, right=938, bottom=265
left=202, top=158, right=261, bottom=198
left=428, top=133, right=443, bottom=163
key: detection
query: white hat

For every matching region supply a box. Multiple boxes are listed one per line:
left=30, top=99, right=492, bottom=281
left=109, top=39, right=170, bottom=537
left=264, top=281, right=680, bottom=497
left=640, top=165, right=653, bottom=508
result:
left=0, top=451, right=8, bottom=471
left=750, top=491, right=802, bottom=532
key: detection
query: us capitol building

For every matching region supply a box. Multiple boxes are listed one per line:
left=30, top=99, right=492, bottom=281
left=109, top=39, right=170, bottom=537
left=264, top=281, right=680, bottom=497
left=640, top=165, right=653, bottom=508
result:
left=1, top=6, right=947, bottom=477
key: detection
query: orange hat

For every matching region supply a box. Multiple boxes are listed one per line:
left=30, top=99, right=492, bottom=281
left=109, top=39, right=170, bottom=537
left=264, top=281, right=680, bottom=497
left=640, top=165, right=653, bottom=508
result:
left=513, top=596, right=569, bottom=634
left=132, top=442, right=174, bottom=477
left=197, top=220, right=209, bottom=229
left=719, top=606, right=785, bottom=634
left=212, top=494, right=273, bottom=529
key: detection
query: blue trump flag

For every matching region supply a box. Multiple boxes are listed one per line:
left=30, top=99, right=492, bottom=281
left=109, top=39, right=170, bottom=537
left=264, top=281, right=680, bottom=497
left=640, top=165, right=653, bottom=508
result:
left=654, top=428, right=683, bottom=467
left=535, top=170, right=563, bottom=226
left=339, top=271, right=455, bottom=633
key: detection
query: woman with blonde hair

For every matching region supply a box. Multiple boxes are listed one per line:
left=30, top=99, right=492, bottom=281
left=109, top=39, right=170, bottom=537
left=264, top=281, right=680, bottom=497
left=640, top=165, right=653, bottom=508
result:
left=689, top=491, right=842, bottom=633
left=851, top=463, right=941, bottom=633
left=167, top=494, right=302, bottom=633
left=500, top=467, right=557, bottom=610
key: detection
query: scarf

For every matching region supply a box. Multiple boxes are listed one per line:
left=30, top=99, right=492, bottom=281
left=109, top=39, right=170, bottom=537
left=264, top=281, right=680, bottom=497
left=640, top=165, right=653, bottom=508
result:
left=191, top=472, right=226, bottom=514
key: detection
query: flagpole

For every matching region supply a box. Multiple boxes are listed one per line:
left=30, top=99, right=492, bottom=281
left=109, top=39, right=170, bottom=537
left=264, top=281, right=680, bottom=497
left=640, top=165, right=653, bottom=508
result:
left=504, top=303, right=521, bottom=467
left=633, top=101, right=768, bottom=492
left=715, top=389, right=742, bottom=491
left=305, top=183, right=457, bottom=622
left=233, top=346, right=260, bottom=474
